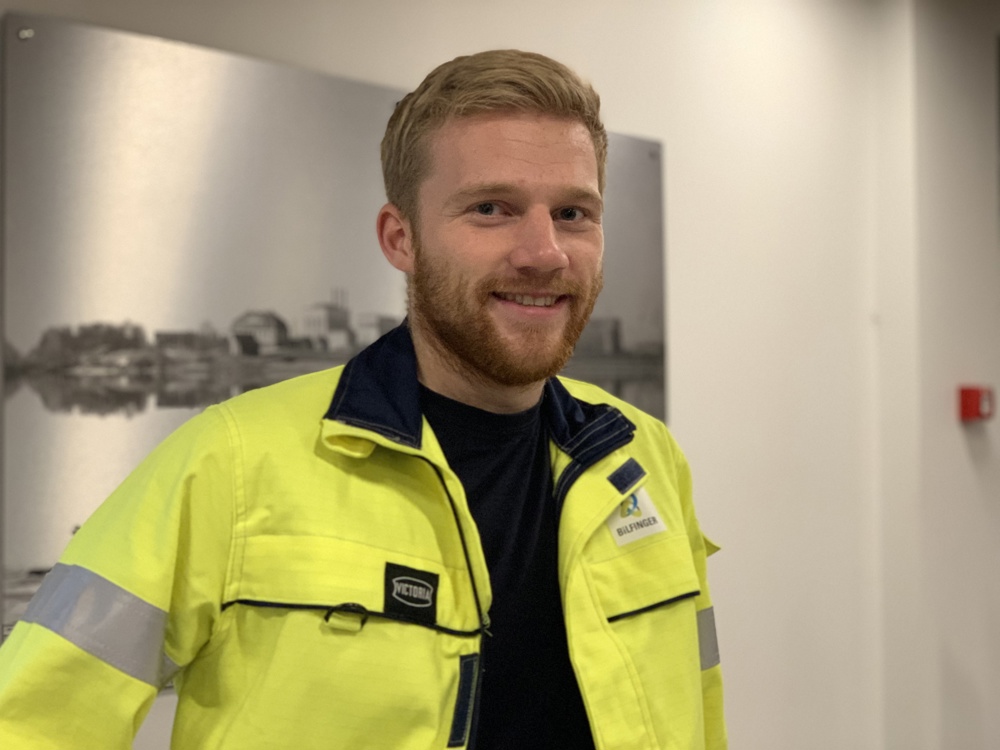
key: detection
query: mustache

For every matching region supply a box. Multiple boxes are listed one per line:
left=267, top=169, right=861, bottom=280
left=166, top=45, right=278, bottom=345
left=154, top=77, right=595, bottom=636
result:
left=475, top=276, right=594, bottom=298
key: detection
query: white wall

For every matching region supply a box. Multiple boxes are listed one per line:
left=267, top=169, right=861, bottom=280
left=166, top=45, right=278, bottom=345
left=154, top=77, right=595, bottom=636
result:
left=2, top=1, right=999, bottom=748
left=662, top=4, right=882, bottom=748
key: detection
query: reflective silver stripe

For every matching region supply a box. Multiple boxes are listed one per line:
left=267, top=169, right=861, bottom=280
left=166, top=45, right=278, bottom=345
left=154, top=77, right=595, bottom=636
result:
left=22, top=563, right=176, bottom=687
left=698, top=606, right=720, bottom=670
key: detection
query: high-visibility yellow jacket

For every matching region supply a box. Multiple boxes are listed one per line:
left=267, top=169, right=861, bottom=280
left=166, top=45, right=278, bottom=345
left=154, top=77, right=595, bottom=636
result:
left=0, top=325, right=726, bottom=749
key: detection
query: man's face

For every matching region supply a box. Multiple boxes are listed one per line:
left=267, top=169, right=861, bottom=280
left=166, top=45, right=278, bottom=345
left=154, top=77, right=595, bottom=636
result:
left=408, top=112, right=604, bottom=388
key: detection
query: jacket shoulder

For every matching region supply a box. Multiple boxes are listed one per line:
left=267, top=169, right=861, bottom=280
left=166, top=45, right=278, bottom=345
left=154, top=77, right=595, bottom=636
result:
left=557, top=376, right=665, bottom=431
left=556, top=376, right=686, bottom=465
left=218, top=366, right=345, bottom=425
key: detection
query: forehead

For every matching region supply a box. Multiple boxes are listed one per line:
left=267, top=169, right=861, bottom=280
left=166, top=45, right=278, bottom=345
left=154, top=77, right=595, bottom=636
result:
left=422, top=112, right=599, bottom=192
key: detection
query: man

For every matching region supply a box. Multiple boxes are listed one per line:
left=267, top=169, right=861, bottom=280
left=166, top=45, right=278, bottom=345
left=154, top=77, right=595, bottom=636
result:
left=0, top=50, right=726, bottom=748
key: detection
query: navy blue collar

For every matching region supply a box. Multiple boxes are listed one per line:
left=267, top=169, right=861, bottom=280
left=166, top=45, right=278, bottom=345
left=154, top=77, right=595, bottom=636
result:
left=325, top=323, right=635, bottom=462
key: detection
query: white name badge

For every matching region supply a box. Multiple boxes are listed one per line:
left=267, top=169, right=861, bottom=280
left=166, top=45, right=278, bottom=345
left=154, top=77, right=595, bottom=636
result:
left=606, top=487, right=666, bottom=546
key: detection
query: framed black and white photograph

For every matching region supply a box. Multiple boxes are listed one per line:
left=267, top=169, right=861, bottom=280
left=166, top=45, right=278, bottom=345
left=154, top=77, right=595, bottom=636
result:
left=1, top=13, right=665, bottom=631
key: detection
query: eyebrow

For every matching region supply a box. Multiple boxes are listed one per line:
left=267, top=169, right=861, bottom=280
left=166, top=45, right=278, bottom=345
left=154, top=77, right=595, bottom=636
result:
left=447, top=182, right=604, bottom=212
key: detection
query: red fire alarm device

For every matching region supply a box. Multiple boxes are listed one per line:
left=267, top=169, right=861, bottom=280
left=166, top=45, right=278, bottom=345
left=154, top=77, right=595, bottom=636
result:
left=959, top=386, right=994, bottom=423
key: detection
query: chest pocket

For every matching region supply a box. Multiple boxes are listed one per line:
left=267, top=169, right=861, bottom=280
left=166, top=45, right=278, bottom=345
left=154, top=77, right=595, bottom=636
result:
left=230, top=534, right=480, bottom=635
left=588, top=532, right=700, bottom=622
left=191, top=534, right=482, bottom=750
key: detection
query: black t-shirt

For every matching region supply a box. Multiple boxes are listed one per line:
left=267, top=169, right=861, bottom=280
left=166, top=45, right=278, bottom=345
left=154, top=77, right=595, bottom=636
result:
left=420, top=386, right=595, bottom=750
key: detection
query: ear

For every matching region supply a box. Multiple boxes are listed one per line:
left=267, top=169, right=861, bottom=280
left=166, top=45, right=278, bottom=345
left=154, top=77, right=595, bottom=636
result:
left=376, top=203, right=416, bottom=274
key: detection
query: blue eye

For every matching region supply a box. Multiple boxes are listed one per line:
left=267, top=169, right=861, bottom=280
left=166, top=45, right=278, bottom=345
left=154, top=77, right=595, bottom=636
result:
left=475, top=203, right=498, bottom=216
left=557, top=207, right=584, bottom=221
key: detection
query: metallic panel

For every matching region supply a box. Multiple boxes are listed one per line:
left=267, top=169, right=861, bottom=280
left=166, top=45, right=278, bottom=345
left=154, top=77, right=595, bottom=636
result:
left=1, top=14, right=665, bottom=633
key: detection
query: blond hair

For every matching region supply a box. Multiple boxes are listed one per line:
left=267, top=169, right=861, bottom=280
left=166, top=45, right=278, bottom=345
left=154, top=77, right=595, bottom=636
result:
left=381, top=50, right=607, bottom=224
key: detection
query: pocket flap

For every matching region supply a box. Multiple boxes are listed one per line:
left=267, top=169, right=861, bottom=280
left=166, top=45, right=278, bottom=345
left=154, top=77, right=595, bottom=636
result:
left=235, top=535, right=479, bottom=632
left=589, top=533, right=700, bottom=621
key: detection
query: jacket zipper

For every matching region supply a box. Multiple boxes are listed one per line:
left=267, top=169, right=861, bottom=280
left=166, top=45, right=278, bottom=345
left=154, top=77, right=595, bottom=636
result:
left=411, top=411, right=633, bottom=748
left=424, top=459, right=489, bottom=750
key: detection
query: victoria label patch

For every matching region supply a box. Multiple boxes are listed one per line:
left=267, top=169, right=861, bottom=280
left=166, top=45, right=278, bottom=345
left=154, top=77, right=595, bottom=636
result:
left=606, top=487, right=665, bottom=546
left=384, top=563, right=439, bottom=625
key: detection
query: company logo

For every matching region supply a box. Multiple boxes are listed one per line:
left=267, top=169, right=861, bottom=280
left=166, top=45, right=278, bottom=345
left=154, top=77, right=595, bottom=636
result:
left=384, top=563, right=439, bottom=625
left=391, top=576, right=434, bottom=608
left=606, top=487, right=666, bottom=547
left=620, top=494, right=642, bottom=518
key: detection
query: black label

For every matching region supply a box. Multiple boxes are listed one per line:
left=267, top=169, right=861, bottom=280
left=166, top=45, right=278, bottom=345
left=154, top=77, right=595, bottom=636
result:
left=384, top=563, right=439, bottom=625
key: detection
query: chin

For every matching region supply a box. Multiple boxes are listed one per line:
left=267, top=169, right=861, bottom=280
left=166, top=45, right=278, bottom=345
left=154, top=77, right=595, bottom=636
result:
left=487, top=342, right=574, bottom=386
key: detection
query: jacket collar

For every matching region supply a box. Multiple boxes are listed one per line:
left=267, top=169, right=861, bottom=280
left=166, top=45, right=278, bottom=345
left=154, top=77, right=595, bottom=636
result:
left=324, top=323, right=635, bottom=461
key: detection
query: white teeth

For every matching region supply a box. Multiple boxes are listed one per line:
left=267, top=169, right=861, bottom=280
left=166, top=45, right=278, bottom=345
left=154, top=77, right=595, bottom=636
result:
left=499, top=293, right=558, bottom=307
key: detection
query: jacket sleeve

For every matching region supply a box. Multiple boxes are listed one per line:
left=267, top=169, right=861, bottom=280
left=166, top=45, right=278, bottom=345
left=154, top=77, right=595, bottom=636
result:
left=669, top=428, right=728, bottom=750
left=0, top=405, right=237, bottom=749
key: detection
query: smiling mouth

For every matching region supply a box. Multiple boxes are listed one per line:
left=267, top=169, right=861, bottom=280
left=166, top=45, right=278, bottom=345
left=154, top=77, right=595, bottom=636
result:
left=493, top=292, right=564, bottom=307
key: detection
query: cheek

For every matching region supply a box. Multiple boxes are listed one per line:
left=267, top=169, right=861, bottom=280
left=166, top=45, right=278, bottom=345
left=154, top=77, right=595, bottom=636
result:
left=571, top=238, right=604, bottom=274
left=443, top=232, right=510, bottom=273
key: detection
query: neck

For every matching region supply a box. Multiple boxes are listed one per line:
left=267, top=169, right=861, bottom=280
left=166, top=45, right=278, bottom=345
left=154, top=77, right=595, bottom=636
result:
left=410, top=325, right=545, bottom=414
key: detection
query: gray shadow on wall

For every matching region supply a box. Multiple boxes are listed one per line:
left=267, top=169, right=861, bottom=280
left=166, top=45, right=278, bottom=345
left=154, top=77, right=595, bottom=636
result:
left=940, top=642, right=987, bottom=749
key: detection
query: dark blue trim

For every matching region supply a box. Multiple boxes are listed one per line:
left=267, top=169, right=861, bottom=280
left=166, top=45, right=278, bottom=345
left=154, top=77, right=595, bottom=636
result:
left=606, top=590, right=700, bottom=623
left=324, top=323, right=424, bottom=448
left=547, top=377, right=638, bottom=510
left=542, top=378, right=636, bottom=470
left=607, top=458, right=646, bottom=494
left=448, top=653, right=480, bottom=747
left=552, top=423, right=635, bottom=512
left=220, top=599, right=482, bottom=637
left=323, top=324, right=637, bottom=467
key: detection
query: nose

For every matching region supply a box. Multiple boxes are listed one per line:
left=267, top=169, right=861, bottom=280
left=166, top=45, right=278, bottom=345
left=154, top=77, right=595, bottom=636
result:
left=507, top=208, right=570, bottom=273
